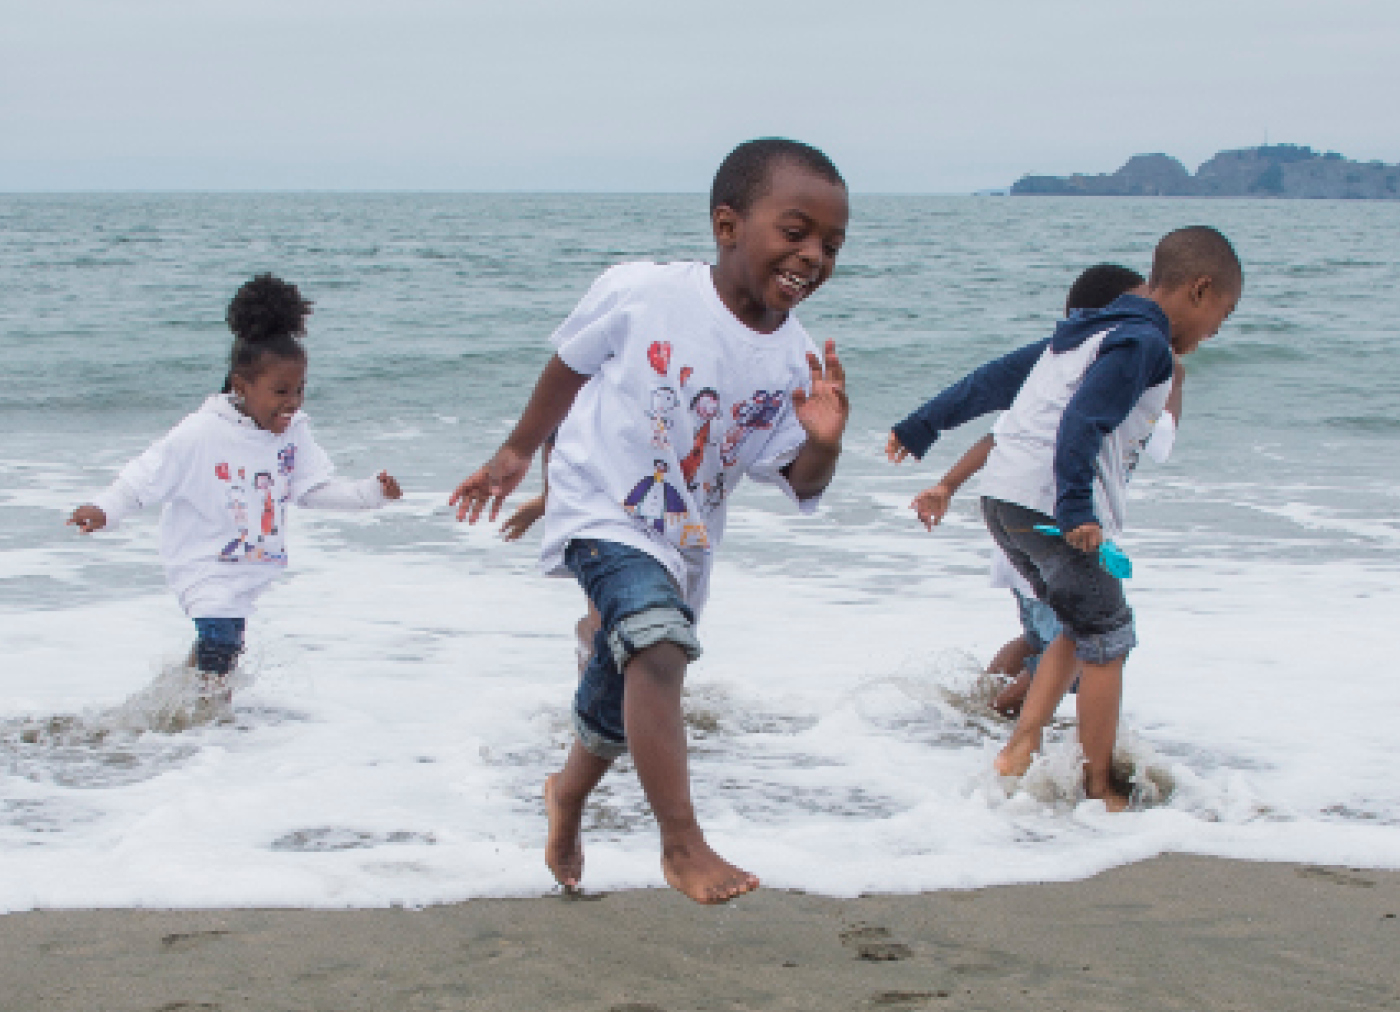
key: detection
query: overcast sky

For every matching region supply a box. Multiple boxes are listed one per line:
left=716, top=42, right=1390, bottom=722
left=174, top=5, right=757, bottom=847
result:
left=3, top=0, right=1397, bottom=192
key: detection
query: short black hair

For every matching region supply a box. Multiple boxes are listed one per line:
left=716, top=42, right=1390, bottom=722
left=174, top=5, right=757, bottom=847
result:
left=1065, top=264, right=1145, bottom=314
left=709, top=138, right=845, bottom=214
left=223, top=274, right=311, bottom=391
left=1149, top=226, right=1243, bottom=294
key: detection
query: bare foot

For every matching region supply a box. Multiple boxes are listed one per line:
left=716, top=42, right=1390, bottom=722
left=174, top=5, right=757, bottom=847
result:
left=543, top=774, right=585, bottom=890
left=992, top=672, right=1032, bottom=719
left=661, top=829, right=759, bottom=904
left=993, top=733, right=1039, bottom=778
left=1085, top=774, right=1131, bottom=813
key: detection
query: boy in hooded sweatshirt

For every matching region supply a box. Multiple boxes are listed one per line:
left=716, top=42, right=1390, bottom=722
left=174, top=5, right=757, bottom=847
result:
left=888, top=227, right=1241, bottom=809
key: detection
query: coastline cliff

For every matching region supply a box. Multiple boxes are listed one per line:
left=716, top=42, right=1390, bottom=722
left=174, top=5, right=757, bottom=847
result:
left=1011, top=145, right=1400, bottom=199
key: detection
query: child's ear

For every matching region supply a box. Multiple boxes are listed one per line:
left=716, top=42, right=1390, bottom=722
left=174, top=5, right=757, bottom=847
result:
left=711, top=205, right=740, bottom=249
left=1189, top=275, right=1213, bottom=305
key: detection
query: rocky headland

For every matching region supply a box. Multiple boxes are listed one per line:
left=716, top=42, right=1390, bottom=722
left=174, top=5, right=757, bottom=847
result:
left=1011, top=145, right=1399, bottom=199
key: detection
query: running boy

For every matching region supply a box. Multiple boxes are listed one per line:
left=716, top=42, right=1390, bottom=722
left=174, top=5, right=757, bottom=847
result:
left=70, top=275, right=402, bottom=716
left=888, top=228, right=1240, bottom=808
left=890, top=265, right=1178, bottom=718
left=450, top=138, right=850, bottom=903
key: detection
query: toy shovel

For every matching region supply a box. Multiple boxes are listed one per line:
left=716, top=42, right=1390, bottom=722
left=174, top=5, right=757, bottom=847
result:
left=1033, top=524, right=1133, bottom=579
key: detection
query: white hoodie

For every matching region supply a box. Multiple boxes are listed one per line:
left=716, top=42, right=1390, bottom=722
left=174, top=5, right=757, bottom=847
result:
left=92, top=394, right=387, bottom=618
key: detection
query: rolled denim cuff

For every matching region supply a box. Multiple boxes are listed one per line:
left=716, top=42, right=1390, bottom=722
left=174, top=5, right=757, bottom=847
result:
left=1071, top=620, right=1136, bottom=664
left=606, top=607, right=703, bottom=671
left=573, top=710, right=629, bottom=760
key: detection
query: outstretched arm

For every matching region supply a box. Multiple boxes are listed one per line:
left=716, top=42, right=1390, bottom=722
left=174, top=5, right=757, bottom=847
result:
left=911, top=433, right=993, bottom=529
left=889, top=337, right=1047, bottom=461
left=782, top=340, right=848, bottom=501
left=450, top=356, right=588, bottom=523
left=500, top=440, right=553, bottom=541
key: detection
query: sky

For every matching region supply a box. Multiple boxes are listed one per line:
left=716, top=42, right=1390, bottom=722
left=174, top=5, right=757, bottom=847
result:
left=3, top=0, right=1398, bottom=193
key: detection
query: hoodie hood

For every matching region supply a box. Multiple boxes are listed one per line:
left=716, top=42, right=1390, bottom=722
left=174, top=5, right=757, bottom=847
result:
left=1050, top=293, right=1169, bottom=354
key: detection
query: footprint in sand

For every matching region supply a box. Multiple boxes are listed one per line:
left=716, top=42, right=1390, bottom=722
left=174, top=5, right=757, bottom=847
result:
left=840, top=923, right=913, bottom=962
left=1296, top=865, right=1376, bottom=888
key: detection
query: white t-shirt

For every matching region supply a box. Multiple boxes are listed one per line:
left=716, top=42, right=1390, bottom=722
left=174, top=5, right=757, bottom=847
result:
left=987, top=408, right=1177, bottom=593
left=981, top=329, right=1173, bottom=540
left=541, top=261, right=820, bottom=615
left=93, top=394, right=387, bottom=618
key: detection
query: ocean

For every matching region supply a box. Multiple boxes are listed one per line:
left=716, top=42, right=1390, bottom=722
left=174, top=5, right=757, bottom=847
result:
left=1, top=193, right=1397, bottom=909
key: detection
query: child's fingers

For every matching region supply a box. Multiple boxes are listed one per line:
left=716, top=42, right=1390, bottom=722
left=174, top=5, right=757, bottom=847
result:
left=822, top=339, right=845, bottom=384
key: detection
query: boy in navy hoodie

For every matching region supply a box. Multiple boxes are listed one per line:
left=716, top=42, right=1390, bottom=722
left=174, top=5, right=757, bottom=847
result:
left=889, top=226, right=1241, bottom=809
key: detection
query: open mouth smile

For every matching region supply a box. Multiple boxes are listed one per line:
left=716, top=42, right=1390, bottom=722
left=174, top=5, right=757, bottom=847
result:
left=775, top=269, right=814, bottom=299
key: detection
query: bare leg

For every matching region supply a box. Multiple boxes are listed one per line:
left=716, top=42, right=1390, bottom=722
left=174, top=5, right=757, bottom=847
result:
left=1076, top=657, right=1128, bottom=811
left=624, top=642, right=759, bottom=904
left=994, top=634, right=1079, bottom=776
left=544, top=740, right=611, bottom=890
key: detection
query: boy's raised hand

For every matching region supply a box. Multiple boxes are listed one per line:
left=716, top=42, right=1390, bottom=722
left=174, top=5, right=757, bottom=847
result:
left=450, top=446, right=532, bottom=524
left=791, top=339, right=848, bottom=450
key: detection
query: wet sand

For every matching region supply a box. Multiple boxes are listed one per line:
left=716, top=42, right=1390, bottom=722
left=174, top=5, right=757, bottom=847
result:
left=4, top=855, right=1398, bottom=1011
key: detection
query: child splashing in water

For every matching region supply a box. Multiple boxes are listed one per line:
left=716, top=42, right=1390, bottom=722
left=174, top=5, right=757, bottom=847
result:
left=452, top=138, right=850, bottom=904
left=69, top=275, right=402, bottom=719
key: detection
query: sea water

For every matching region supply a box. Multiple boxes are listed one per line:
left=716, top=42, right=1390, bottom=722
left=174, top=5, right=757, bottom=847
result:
left=0, top=194, right=1397, bottom=909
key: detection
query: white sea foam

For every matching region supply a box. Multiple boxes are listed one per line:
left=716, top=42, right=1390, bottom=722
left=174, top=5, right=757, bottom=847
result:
left=2, top=479, right=1398, bottom=912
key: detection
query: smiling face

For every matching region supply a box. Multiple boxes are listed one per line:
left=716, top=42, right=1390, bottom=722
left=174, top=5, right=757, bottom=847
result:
left=231, top=354, right=307, bottom=434
left=711, top=159, right=849, bottom=333
left=1158, top=275, right=1241, bottom=355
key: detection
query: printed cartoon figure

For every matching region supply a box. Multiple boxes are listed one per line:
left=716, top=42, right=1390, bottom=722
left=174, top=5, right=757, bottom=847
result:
left=647, top=386, right=680, bottom=449
left=699, top=469, right=729, bottom=514
left=679, top=521, right=710, bottom=548
left=254, top=471, right=278, bottom=538
left=679, top=387, right=720, bottom=489
left=623, top=459, right=688, bottom=535
left=719, top=390, right=785, bottom=466
left=216, top=466, right=252, bottom=562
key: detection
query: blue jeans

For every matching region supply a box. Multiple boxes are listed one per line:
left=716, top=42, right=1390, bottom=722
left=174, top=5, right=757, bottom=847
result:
left=565, top=539, right=702, bottom=759
left=982, top=497, right=1136, bottom=663
left=193, top=617, right=245, bottom=675
left=1013, top=588, right=1062, bottom=675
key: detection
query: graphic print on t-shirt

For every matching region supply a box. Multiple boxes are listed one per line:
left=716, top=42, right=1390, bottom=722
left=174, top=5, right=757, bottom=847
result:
left=215, top=448, right=294, bottom=566
left=679, top=387, right=720, bottom=490
left=647, top=386, right=680, bottom=449
left=719, top=390, right=786, bottom=467
left=623, top=459, right=688, bottom=535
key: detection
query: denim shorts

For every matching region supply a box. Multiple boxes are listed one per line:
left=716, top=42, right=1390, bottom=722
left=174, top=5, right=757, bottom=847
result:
left=192, top=617, right=246, bottom=675
left=982, top=497, right=1136, bottom=664
left=564, top=538, right=703, bottom=759
left=1013, top=588, right=1062, bottom=673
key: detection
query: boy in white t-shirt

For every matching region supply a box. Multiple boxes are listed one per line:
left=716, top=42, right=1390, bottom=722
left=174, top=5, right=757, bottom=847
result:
left=450, top=139, right=850, bottom=904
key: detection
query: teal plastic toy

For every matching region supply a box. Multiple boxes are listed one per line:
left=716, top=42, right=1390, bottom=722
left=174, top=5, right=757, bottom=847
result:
left=1032, top=524, right=1133, bottom=579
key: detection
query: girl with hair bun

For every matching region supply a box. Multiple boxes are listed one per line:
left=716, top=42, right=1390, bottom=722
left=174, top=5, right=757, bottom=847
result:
left=69, top=274, right=402, bottom=719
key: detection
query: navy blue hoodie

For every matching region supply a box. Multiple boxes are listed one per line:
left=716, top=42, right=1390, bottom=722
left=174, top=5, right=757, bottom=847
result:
left=891, top=295, right=1174, bottom=529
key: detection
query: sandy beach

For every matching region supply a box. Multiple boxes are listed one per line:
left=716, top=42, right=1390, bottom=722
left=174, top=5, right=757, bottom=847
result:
left=2, top=855, right=1396, bottom=1011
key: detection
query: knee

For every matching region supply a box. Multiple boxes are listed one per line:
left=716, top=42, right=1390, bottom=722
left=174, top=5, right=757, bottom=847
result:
left=624, top=641, right=689, bottom=688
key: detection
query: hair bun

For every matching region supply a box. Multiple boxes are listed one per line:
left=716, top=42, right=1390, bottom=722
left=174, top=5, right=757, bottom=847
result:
left=226, top=274, right=313, bottom=344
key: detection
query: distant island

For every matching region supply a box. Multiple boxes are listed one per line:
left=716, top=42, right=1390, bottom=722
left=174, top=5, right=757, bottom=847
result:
left=1011, top=145, right=1399, bottom=199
